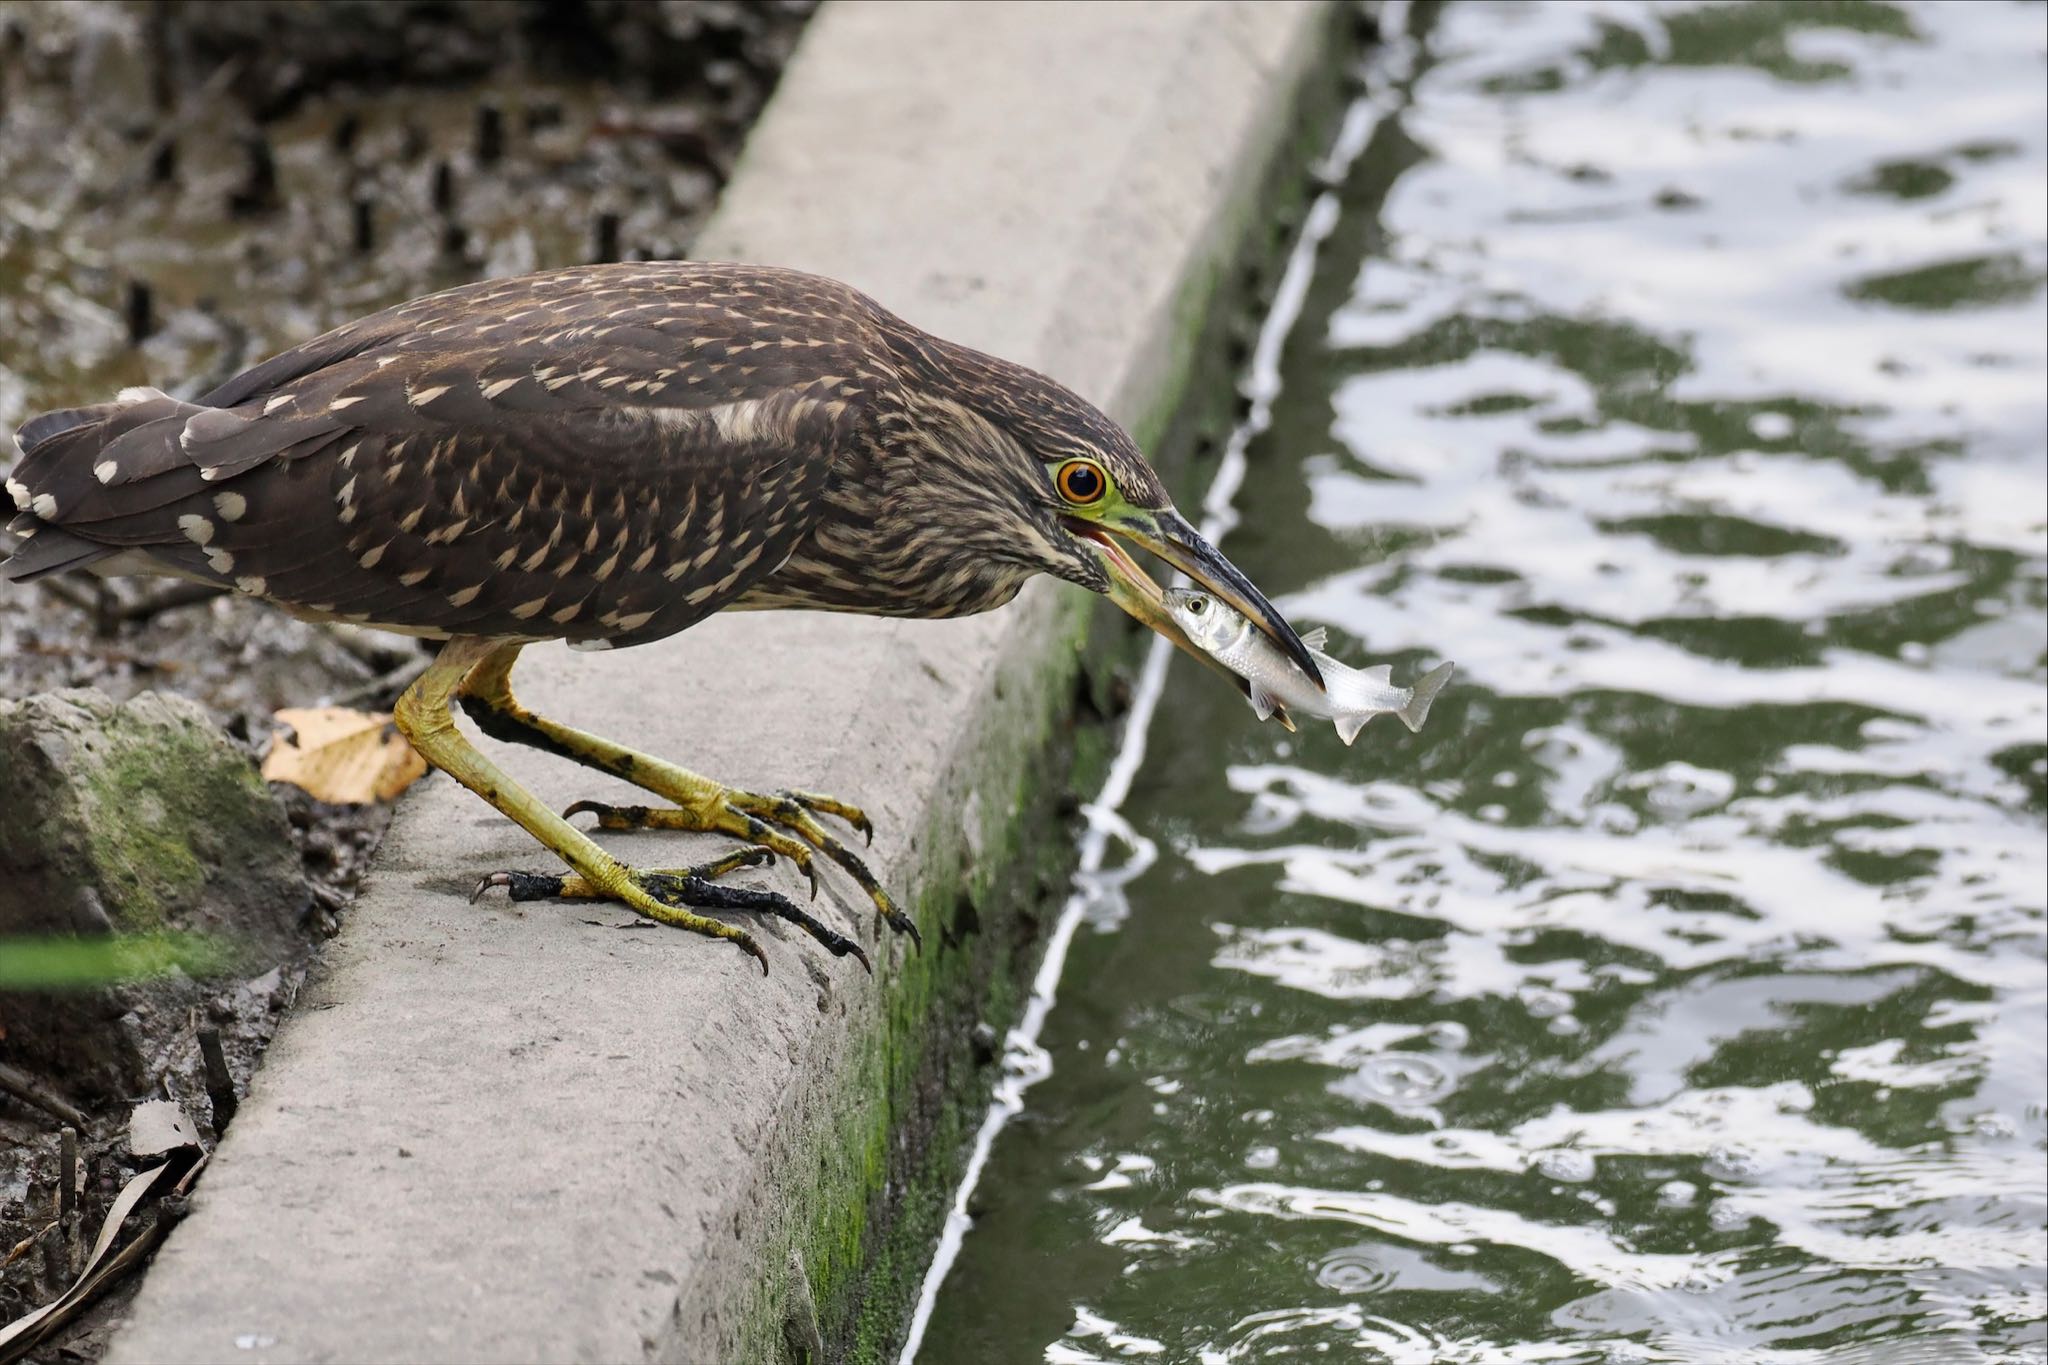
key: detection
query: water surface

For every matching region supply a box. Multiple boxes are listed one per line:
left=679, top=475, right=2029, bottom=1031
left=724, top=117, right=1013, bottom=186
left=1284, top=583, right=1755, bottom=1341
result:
left=922, top=2, right=2047, bottom=1359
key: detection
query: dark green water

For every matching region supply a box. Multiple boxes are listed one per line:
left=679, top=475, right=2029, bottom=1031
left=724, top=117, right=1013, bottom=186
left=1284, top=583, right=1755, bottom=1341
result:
left=919, top=2, right=2046, bottom=1360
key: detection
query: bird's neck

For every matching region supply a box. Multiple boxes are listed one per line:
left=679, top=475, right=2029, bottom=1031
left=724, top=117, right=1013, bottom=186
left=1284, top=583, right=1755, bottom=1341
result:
left=730, top=399, right=1040, bottom=619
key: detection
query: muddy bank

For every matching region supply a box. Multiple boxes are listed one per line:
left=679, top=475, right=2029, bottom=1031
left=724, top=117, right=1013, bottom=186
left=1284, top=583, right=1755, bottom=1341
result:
left=0, top=3, right=810, bottom=1356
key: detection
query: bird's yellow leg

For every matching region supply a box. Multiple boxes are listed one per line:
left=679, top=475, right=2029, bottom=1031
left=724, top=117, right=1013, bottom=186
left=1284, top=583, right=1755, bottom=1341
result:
left=395, top=638, right=781, bottom=973
left=454, top=645, right=919, bottom=947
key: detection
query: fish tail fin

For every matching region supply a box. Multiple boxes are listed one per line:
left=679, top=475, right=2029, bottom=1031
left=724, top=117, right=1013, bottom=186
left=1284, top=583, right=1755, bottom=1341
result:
left=1397, top=661, right=1456, bottom=733
left=1335, top=712, right=1368, bottom=746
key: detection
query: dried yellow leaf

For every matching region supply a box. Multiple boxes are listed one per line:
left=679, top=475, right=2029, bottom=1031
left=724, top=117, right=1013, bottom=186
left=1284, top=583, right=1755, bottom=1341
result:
left=261, top=707, right=427, bottom=805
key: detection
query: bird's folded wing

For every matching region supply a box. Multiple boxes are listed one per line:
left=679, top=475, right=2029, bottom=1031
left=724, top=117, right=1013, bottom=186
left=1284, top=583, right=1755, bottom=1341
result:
left=6, top=264, right=887, bottom=644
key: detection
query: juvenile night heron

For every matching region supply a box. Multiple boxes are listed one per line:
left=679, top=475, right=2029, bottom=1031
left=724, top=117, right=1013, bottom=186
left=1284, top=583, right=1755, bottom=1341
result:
left=3, top=262, right=1318, bottom=971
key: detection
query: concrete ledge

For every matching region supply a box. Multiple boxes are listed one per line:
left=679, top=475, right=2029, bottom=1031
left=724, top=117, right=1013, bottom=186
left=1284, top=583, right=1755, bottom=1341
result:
left=107, top=3, right=1338, bottom=1361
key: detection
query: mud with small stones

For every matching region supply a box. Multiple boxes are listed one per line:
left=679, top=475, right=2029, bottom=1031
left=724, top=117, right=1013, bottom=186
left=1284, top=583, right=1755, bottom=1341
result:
left=0, top=2, right=810, bottom=1355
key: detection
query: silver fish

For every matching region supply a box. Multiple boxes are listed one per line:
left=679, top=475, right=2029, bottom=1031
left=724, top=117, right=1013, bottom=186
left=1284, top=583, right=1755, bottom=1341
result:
left=1166, top=586, right=1454, bottom=745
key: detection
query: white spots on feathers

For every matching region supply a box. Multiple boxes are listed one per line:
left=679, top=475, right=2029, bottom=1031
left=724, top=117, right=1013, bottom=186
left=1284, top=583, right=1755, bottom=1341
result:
left=612, top=610, right=654, bottom=631
left=358, top=542, right=388, bottom=569
left=510, top=597, right=548, bottom=620
left=204, top=547, right=235, bottom=574
left=5, top=477, right=30, bottom=511
left=548, top=601, right=584, bottom=624
left=481, top=376, right=521, bottom=400
left=446, top=584, right=482, bottom=607
left=407, top=384, right=451, bottom=409
left=29, top=492, right=58, bottom=519
left=94, top=461, right=118, bottom=484
left=263, top=393, right=295, bottom=416
left=399, top=568, right=431, bottom=587
left=236, top=575, right=267, bottom=596
left=177, top=513, right=213, bottom=546
left=331, top=395, right=366, bottom=412
left=213, top=491, right=247, bottom=522
left=338, top=443, right=361, bottom=468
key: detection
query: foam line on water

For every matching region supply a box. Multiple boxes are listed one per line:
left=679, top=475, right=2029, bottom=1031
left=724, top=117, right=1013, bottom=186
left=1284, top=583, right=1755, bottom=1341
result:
left=896, top=26, right=1405, bottom=1356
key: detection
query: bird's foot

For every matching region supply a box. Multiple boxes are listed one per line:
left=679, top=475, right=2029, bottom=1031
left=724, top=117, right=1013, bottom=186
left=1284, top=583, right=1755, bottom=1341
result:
left=471, top=847, right=870, bottom=973
left=564, top=787, right=921, bottom=950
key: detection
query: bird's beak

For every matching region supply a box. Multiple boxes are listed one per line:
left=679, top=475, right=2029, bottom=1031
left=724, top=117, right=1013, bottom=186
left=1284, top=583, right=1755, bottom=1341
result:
left=1075, top=508, right=1325, bottom=693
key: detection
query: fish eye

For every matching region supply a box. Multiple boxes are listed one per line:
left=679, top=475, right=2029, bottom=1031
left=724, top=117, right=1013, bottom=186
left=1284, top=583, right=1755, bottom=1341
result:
left=1187, top=595, right=1208, bottom=615
left=1055, top=459, right=1108, bottom=506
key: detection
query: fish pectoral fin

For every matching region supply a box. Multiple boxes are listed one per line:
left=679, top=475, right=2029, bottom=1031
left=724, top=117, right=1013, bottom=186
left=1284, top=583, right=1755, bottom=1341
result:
left=1299, top=626, right=1329, bottom=652
left=1335, top=712, right=1369, bottom=746
left=1246, top=678, right=1280, bottom=721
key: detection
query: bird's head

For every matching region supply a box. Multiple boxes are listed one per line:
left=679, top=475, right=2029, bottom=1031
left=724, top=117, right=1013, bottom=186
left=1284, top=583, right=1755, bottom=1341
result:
left=917, top=351, right=1324, bottom=692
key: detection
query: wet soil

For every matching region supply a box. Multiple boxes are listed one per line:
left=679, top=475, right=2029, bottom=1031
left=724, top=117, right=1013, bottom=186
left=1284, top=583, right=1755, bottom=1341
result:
left=0, top=2, right=811, bottom=1356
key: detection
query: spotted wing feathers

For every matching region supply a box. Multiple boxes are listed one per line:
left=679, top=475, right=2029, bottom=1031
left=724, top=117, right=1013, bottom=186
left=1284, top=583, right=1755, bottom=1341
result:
left=5, top=262, right=881, bottom=645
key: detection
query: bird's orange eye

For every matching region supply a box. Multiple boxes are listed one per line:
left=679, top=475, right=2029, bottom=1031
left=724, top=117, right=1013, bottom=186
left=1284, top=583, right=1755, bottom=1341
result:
left=1056, top=460, right=1107, bottom=505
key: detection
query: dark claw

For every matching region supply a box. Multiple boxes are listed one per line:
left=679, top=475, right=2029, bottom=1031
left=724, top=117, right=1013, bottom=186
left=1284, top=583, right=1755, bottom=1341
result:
left=735, top=934, right=770, bottom=976
left=736, top=847, right=776, bottom=870
left=887, top=910, right=924, bottom=952
left=564, top=798, right=651, bottom=827
left=471, top=869, right=565, bottom=903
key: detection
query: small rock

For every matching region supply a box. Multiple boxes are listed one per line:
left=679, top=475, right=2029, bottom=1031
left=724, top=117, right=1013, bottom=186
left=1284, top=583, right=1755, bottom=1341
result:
left=0, top=689, right=309, bottom=1099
